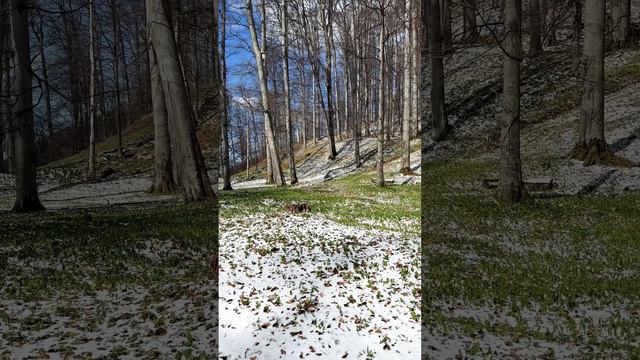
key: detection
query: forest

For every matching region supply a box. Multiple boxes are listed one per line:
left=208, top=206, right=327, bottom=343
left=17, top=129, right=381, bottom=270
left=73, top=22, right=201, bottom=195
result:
left=0, top=0, right=638, bottom=357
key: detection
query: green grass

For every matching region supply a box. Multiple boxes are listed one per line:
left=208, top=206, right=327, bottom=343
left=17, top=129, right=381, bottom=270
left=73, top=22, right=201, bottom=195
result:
left=43, top=115, right=156, bottom=177
left=0, top=202, right=218, bottom=301
left=422, top=159, right=640, bottom=355
left=221, top=172, right=420, bottom=235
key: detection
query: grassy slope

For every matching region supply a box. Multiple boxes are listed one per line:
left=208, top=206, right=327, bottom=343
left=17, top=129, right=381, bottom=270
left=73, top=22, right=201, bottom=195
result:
left=42, top=114, right=219, bottom=179
left=422, top=51, right=640, bottom=356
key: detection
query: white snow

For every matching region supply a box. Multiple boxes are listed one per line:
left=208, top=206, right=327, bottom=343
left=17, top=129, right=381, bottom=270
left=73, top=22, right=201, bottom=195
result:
left=219, top=213, right=420, bottom=359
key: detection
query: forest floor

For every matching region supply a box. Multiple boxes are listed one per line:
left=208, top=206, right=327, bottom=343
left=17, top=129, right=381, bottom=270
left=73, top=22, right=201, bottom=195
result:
left=422, top=42, right=640, bottom=357
left=0, top=202, right=218, bottom=358
left=219, top=176, right=420, bottom=359
left=0, top=114, right=223, bottom=359
left=218, top=138, right=421, bottom=359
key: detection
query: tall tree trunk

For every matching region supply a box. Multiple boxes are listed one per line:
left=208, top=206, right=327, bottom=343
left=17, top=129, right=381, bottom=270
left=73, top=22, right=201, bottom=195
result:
left=529, top=0, right=543, bottom=55
left=611, top=0, right=630, bottom=48
left=427, top=0, right=449, bottom=141
left=402, top=1, right=413, bottom=173
left=147, top=0, right=215, bottom=201
left=354, top=40, right=361, bottom=167
left=36, top=17, right=53, bottom=142
left=148, top=32, right=175, bottom=194
left=88, top=0, right=97, bottom=179
left=112, top=0, right=124, bottom=156
left=220, top=0, right=233, bottom=190
left=573, top=0, right=608, bottom=165
left=440, top=0, right=451, bottom=49
left=376, top=5, right=386, bottom=187
left=0, top=13, right=6, bottom=173
left=246, top=0, right=285, bottom=186
left=499, top=0, right=524, bottom=203
left=325, top=0, right=338, bottom=160
left=281, top=0, right=298, bottom=184
left=412, top=0, right=420, bottom=138
left=10, top=0, right=44, bottom=212
left=312, top=74, right=317, bottom=143
left=571, top=0, right=583, bottom=72
left=463, top=0, right=478, bottom=42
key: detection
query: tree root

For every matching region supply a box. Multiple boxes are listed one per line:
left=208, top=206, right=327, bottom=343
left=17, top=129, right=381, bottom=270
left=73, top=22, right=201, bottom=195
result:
left=571, top=140, right=634, bottom=167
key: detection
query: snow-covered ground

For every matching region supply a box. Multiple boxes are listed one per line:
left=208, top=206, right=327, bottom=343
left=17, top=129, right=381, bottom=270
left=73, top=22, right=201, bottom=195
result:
left=219, top=213, right=420, bottom=359
left=0, top=175, right=180, bottom=210
left=0, top=284, right=217, bottom=358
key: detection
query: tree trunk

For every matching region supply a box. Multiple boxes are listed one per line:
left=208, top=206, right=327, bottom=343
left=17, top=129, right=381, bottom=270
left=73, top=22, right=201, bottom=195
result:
left=573, top=0, right=608, bottom=166
left=441, top=0, right=451, bottom=49
left=88, top=0, right=97, bottom=179
left=611, top=0, right=630, bottom=48
left=499, top=0, right=524, bottom=203
left=246, top=0, right=285, bottom=186
left=528, top=0, right=543, bottom=56
left=36, top=17, right=53, bottom=142
left=427, top=0, right=449, bottom=141
left=463, top=0, right=478, bottom=42
left=281, top=0, right=298, bottom=184
left=220, top=0, right=233, bottom=191
left=571, top=0, right=583, bottom=72
left=10, top=0, right=45, bottom=212
left=111, top=0, right=124, bottom=156
left=325, top=0, right=338, bottom=160
left=402, top=1, right=413, bottom=173
left=376, top=5, right=386, bottom=187
left=148, top=32, right=175, bottom=194
left=147, top=0, right=215, bottom=201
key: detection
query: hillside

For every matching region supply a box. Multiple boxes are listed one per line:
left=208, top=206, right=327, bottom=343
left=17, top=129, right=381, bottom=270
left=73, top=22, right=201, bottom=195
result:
left=422, top=44, right=640, bottom=356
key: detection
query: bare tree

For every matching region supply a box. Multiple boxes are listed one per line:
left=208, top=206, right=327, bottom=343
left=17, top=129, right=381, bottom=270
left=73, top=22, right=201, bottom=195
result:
left=528, top=0, right=542, bottom=56
left=246, top=0, right=285, bottom=186
left=281, top=0, right=298, bottom=184
left=376, top=0, right=387, bottom=187
left=148, top=27, right=175, bottom=194
left=499, top=0, right=524, bottom=203
left=401, top=0, right=413, bottom=173
left=572, top=0, right=608, bottom=165
left=147, top=0, right=215, bottom=201
left=10, top=0, right=44, bottom=212
left=427, top=0, right=449, bottom=141
left=88, top=0, right=98, bottom=179
left=220, top=0, right=233, bottom=191
left=611, top=0, right=630, bottom=48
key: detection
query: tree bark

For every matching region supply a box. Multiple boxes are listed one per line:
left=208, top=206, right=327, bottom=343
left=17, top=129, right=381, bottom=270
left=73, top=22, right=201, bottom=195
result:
left=427, top=0, right=449, bottom=141
left=219, top=0, right=233, bottom=191
left=573, top=0, right=608, bottom=166
left=281, top=0, right=298, bottom=184
left=611, top=0, right=630, bottom=48
left=111, top=0, right=124, bottom=156
left=463, top=0, right=478, bottom=42
left=441, top=0, right=451, bottom=49
left=88, top=0, right=97, bottom=179
left=571, top=0, right=583, bottom=72
left=528, top=0, right=543, bottom=56
left=499, top=0, right=524, bottom=203
left=148, top=32, right=175, bottom=194
left=246, top=0, right=285, bottom=186
left=402, top=0, right=413, bottom=173
left=376, top=5, right=386, bottom=187
left=324, top=0, right=338, bottom=160
left=10, top=0, right=45, bottom=212
left=147, top=0, right=215, bottom=201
